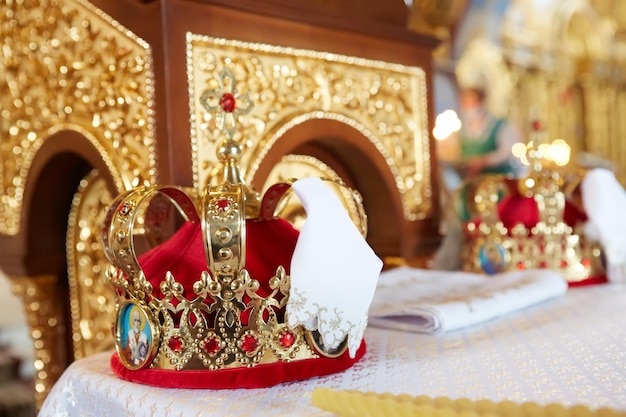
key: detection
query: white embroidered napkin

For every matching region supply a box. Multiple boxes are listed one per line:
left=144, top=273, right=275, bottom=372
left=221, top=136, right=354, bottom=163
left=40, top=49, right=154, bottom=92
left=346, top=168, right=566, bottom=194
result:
left=368, top=267, right=567, bottom=334
left=286, top=178, right=383, bottom=357
left=581, top=168, right=626, bottom=283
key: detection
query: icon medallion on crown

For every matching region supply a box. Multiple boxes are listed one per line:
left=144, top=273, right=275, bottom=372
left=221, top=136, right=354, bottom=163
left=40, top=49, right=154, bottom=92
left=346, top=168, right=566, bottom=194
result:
left=102, top=68, right=383, bottom=388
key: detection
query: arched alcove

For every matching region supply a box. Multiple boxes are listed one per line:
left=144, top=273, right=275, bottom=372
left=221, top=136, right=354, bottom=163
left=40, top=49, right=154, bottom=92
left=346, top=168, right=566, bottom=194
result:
left=249, top=118, right=411, bottom=259
left=16, top=130, right=119, bottom=273
left=1, top=129, right=120, bottom=403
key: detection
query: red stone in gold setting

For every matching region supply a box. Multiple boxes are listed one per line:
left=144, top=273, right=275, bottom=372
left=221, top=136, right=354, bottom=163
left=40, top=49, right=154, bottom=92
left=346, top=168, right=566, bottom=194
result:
left=168, top=336, right=184, bottom=353
left=117, top=202, right=132, bottom=216
left=204, top=338, right=221, bottom=354
left=219, top=93, right=236, bottom=113
left=531, top=120, right=543, bottom=131
left=216, top=198, right=231, bottom=212
left=279, top=331, right=295, bottom=348
left=241, top=335, right=258, bottom=352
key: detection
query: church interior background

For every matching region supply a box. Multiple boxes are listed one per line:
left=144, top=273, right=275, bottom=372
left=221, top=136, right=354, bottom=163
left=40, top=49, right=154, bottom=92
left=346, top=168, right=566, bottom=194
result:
left=1, top=0, right=625, bottom=414
left=434, top=0, right=626, bottom=183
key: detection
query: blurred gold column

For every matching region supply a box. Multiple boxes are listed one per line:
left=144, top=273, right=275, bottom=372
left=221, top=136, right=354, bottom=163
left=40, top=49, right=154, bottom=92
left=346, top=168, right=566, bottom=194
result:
left=10, top=275, right=68, bottom=409
left=582, top=76, right=611, bottom=159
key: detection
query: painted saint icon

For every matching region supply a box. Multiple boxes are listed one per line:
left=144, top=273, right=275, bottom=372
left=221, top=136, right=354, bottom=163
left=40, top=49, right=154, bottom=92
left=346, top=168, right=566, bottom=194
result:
left=116, top=302, right=153, bottom=369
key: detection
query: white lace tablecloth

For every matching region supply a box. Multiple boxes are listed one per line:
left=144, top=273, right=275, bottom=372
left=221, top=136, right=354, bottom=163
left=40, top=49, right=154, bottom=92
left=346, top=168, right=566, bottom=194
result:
left=39, top=284, right=626, bottom=417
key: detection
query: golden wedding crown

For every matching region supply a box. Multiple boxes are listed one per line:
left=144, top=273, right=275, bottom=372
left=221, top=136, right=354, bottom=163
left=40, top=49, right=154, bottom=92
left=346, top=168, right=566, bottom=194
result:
left=459, top=120, right=605, bottom=284
left=101, top=68, right=367, bottom=383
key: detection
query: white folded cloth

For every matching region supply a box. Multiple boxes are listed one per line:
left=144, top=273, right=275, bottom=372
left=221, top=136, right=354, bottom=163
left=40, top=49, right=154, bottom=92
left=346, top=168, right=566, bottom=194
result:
left=581, top=168, right=626, bottom=283
left=368, top=267, right=567, bottom=334
left=287, top=178, right=383, bottom=357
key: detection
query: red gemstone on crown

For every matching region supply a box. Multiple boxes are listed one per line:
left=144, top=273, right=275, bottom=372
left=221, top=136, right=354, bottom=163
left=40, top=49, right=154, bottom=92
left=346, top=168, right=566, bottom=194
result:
left=204, top=338, right=221, bottom=355
left=279, top=331, right=295, bottom=348
left=168, top=336, right=184, bottom=353
left=216, top=198, right=231, bottom=212
left=531, top=120, right=543, bottom=131
left=241, top=335, right=258, bottom=352
left=219, top=93, right=237, bottom=113
left=117, top=202, right=132, bottom=216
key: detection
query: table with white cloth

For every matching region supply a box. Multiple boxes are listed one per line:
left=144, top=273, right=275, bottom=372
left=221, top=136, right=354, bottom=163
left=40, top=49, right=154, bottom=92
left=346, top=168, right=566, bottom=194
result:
left=39, top=284, right=626, bottom=417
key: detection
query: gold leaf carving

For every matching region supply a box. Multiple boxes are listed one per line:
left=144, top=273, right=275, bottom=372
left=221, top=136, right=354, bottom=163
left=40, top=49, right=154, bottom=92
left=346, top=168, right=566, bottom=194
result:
left=66, top=170, right=115, bottom=360
left=0, top=0, right=157, bottom=235
left=186, top=34, right=432, bottom=220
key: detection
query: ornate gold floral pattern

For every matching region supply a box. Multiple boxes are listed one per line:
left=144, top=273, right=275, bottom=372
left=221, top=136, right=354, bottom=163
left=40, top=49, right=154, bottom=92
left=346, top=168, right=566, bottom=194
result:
left=66, top=170, right=116, bottom=360
left=0, top=0, right=157, bottom=235
left=186, top=34, right=432, bottom=220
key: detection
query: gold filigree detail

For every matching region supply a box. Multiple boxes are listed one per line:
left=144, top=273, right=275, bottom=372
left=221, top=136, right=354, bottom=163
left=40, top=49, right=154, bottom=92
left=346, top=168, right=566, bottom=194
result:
left=66, top=170, right=115, bottom=360
left=135, top=266, right=318, bottom=371
left=186, top=34, right=431, bottom=220
left=0, top=0, right=157, bottom=235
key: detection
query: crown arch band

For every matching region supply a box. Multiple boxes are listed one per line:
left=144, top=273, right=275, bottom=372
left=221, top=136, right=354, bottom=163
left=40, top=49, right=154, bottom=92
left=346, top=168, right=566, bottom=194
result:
left=249, top=116, right=413, bottom=259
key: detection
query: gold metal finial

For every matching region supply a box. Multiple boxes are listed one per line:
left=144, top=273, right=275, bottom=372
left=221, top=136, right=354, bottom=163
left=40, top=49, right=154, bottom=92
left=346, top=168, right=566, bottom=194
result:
left=199, top=67, right=254, bottom=185
left=216, top=138, right=244, bottom=185
left=198, top=67, right=259, bottom=216
left=517, top=114, right=549, bottom=198
left=526, top=114, right=547, bottom=174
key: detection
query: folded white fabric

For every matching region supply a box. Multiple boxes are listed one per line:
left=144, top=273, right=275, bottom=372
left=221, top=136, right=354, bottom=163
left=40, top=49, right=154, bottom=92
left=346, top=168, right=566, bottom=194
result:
left=581, top=168, right=626, bottom=283
left=287, top=178, right=383, bottom=357
left=368, top=267, right=567, bottom=334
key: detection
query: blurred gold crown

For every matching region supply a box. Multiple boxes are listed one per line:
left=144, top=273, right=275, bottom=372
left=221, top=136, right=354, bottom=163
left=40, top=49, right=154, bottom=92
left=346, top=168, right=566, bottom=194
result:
left=101, top=68, right=365, bottom=378
left=459, top=121, right=605, bottom=283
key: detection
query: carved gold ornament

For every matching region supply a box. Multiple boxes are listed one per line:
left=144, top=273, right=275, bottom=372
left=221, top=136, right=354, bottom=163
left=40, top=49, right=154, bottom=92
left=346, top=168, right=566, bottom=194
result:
left=66, top=170, right=115, bottom=360
left=186, top=34, right=432, bottom=220
left=0, top=0, right=157, bottom=235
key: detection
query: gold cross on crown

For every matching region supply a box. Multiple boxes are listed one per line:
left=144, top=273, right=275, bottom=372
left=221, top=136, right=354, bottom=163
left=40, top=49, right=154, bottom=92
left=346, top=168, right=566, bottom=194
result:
left=199, top=67, right=254, bottom=140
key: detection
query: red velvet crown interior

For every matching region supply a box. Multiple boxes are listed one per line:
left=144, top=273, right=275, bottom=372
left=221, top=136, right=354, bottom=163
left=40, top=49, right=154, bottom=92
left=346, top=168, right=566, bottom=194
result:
left=496, top=188, right=587, bottom=230
left=111, top=217, right=366, bottom=389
